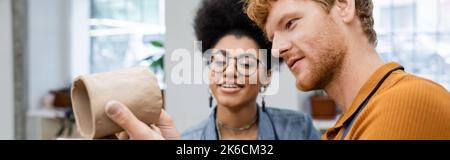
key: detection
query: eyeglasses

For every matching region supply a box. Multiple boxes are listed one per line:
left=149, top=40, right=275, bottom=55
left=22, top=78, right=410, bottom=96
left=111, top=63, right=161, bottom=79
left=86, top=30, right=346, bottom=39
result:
left=208, top=50, right=266, bottom=76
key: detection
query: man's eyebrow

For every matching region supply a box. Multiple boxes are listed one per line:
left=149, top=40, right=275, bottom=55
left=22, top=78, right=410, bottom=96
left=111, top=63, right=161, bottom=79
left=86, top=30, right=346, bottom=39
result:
left=267, top=11, right=297, bottom=42
left=279, top=11, right=298, bottom=28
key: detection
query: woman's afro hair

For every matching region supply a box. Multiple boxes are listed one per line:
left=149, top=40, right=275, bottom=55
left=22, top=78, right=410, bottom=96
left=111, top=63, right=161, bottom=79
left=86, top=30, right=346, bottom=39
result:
left=194, top=0, right=272, bottom=67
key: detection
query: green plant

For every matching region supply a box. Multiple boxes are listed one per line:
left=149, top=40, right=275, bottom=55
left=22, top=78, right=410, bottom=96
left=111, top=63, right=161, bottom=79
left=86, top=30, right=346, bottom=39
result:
left=140, top=40, right=166, bottom=89
left=143, top=40, right=164, bottom=72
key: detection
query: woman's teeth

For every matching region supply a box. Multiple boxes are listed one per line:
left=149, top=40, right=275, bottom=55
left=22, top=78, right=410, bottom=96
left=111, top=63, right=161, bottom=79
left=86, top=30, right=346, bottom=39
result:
left=222, top=84, right=239, bottom=88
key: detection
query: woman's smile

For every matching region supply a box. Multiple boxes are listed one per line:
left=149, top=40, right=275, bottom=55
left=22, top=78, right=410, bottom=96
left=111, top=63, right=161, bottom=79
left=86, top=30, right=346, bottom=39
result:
left=218, top=83, right=244, bottom=94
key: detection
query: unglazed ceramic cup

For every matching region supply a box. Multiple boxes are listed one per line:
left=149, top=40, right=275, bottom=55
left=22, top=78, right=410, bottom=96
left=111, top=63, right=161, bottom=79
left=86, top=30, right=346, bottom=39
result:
left=71, top=67, right=163, bottom=139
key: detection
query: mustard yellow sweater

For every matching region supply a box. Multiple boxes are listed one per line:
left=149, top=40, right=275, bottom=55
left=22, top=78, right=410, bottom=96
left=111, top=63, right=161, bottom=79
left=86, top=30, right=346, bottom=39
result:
left=324, top=62, right=450, bottom=140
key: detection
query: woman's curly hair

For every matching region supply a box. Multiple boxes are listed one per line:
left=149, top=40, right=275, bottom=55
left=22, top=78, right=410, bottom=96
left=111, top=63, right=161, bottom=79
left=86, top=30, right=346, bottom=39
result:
left=194, top=0, right=273, bottom=70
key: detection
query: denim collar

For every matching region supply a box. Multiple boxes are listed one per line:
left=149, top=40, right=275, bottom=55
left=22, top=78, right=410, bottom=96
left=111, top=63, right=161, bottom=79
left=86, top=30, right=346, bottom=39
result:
left=201, top=105, right=277, bottom=140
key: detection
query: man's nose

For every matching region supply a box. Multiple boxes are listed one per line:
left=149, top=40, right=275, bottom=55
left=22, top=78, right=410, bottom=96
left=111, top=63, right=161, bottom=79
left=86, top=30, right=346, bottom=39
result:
left=272, top=33, right=291, bottom=58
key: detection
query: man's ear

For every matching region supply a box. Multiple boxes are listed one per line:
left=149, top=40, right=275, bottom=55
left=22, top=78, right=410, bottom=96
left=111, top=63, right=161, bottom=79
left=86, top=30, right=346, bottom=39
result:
left=334, top=0, right=356, bottom=23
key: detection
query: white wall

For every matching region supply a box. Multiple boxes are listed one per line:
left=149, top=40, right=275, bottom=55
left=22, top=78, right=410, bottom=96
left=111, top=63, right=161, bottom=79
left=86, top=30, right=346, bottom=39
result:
left=28, top=0, right=70, bottom=110
left=164, top=0, right=309, bottom=133
left=27, top=0, right=71, bottom=139
left=0, top=0, right=14, bottom=140
left=165, top=0, right=207, bottom=132
left=68, top=0, right=90, bottom=80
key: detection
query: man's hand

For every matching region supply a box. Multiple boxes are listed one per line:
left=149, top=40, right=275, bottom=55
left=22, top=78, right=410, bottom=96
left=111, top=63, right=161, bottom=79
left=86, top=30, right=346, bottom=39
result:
left=105, top=101, right=181, bottom=140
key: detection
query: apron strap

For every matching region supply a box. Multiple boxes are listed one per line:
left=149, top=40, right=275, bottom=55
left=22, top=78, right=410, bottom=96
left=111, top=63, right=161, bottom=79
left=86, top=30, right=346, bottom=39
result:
left=340, top=66, right=404, bottom=140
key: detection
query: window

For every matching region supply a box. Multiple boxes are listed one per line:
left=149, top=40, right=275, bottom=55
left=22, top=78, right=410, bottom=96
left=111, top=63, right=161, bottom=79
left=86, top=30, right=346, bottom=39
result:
left=89, top=0, right=165, bottom=88
left=374, top=0, right=450, bottom=89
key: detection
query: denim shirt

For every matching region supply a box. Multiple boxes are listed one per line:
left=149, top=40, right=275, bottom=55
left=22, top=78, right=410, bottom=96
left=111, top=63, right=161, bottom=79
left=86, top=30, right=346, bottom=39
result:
left=182, top=106, right=321, bottom=140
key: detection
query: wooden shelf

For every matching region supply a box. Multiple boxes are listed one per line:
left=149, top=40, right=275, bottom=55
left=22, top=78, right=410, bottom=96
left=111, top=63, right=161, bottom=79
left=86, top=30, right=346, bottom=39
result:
left=27, top=108, right=69, bottom=119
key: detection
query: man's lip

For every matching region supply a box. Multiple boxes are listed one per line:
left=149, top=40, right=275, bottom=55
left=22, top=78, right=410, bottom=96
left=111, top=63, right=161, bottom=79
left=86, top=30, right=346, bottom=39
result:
left=287, top=57, right=304, bottom=69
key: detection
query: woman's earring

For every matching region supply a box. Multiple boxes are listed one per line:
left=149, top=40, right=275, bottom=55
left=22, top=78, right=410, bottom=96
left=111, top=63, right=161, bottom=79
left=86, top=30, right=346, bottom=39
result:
left=209, top=90, right=213, bottom=108
left=260, top=86, right=267, bottom=112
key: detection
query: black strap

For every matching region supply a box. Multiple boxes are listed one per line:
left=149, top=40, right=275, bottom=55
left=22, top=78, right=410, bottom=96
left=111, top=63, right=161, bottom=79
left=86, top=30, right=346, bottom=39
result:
left=340, top=66, right=404, bottom=140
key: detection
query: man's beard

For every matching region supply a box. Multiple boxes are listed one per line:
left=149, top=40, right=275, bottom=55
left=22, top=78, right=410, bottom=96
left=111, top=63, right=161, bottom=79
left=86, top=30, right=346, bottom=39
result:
left=309, top=49, right=345, bottom=90
left=296, top=35, right=346, bottom=91
left=295, top=16, right=347, bottom=91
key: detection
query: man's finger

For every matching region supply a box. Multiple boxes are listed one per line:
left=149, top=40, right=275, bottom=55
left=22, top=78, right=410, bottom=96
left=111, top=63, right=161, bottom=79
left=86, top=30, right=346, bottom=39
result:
left=105, top=101, right=150, bottom=137
left=156, top=109, right=174, bottom=126
left=117, top=132, right=130, bottom=140
left=156, top=110, right=181, bottom=140
left=150, top=124, right=162, bottom=135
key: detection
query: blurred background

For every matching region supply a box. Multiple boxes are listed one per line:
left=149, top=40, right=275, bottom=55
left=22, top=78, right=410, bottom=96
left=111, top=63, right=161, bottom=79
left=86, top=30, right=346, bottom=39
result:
left=0, top=0, right=449, bottom=140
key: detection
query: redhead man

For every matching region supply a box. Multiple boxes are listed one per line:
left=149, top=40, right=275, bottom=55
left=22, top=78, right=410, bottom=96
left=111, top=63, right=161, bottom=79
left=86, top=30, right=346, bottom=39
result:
left=243, top=0, right=450, bottom=139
